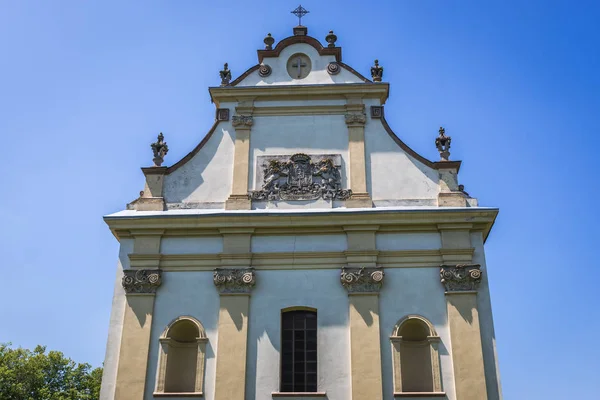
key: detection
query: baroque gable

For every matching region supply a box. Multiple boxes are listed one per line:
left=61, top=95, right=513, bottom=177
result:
left=124, top=25, right=477, bottom=212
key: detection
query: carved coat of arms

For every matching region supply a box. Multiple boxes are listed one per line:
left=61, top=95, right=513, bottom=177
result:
left=250, top=153, right=351, bottom=201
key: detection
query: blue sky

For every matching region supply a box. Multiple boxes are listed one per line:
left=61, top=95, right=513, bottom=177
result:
left=1, top=1, right=599, bottom=398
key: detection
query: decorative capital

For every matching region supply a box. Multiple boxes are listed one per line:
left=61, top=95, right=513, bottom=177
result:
left=122, top=269, right=162, bottom=294
left=435, top=127, right=452, bottom=161
left=232, top=115, right=254, bottom=127
left=440, top=264, right=482, bottom=292
left=371, top=59, right=383, bottom=82
left=345, top=113, right=366, bottom=126
left=151, top=133, right=168, bottom=167
left=213, top=268, right=256, bottom=294
left=325, top=30, right=337, bottom=48
left=340, top=267, right=384, bottom=293
left=220, top=63, right=232, bottom=86
left=264, top=33, right=275, bottom=50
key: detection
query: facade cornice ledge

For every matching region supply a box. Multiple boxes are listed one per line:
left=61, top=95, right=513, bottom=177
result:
left=209, top=83, right=389, bottom=107
left=105, top=207, right=498, bottom=243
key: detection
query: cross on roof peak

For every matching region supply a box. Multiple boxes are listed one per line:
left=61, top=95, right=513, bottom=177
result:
left=291, top=5, right=309, bottom=26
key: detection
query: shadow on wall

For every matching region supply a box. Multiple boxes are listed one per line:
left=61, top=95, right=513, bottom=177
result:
left=355, top=299, right=376, bottom=327
left=226, top=304, right=248, bottom=332
left=163, top=126, right=233, bottom=204
left=130, top=296, right=152, bottom=328
left=365, top=119, right=439, bottom=202
left=244, top=271, right=349, bottom=400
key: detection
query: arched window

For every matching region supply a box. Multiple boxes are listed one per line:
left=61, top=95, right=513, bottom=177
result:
left=391, top=315, right=443, bottom=396
left=154, top=316, right=207, bottom=396
left=280, top=308, right=318, bottom=393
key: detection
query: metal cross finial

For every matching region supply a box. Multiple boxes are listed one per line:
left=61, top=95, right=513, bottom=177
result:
left=291, top=4, right=309, bottom=25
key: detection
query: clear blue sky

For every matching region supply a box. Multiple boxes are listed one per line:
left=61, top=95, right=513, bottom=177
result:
left=1, top=1, right=598, bottom=398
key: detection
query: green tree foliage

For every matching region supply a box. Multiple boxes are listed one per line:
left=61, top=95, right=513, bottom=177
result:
left=0, top=343, right=102, bottom=400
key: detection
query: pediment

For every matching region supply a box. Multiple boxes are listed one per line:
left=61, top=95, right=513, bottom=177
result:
left=228, top=29, right=371, bottom=87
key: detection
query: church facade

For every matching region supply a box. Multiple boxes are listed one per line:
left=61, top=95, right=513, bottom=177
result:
left=100, top=23, right=502, bottom=400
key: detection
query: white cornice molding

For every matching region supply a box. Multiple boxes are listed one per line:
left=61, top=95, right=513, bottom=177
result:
left=106, top=207, right=498, bottom=242
left=209, top=83, right=390, bottom=106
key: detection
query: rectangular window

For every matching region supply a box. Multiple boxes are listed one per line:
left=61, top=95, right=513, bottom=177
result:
left=281, top=310, right=317, bottom=392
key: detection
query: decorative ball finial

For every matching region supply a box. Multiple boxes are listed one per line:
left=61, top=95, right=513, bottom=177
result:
left=264, top=33, right=275, bottom=50
left=435, top=127, right=452, bottom=161
left=371, top=59, right=383, bottom=82
left=325, top=30, right=337, bottom=48
left=151, top=132, right=168, bottom=167
left=219, top=63, right=232, bottom=86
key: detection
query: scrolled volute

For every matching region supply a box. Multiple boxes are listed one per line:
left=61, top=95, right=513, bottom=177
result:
left=440, top=264, right=482, bottom=292
left=232, top=115, right=254, bottom=127
left=122, top=269, right=162, bottom=294
left=213, top=268, right=256, bottom=294
left=340, top=266, right=384, bottom=293
left=345, top=113, right=366, bottom=126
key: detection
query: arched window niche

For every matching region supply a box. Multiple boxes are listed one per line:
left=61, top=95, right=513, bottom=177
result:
left=154, top=316, right=208, bottom=397
left=391, top=315, right=444, bottom=397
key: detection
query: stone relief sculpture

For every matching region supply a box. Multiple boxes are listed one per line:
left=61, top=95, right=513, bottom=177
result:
left=250, top=153, right=352, bottom=201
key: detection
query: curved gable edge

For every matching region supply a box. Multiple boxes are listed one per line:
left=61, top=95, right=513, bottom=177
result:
left=257, top=35, right=341, bottom=63
left=380, top=112, right=461, bottom=172
left=166, top=120, right=220, bottom=174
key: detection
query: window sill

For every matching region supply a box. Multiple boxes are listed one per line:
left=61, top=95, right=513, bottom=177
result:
left=272, top=392, right=327, bottom=398
left=394, top=392, right=446, bottom=398
left=153, top=392, right=203, bottom=397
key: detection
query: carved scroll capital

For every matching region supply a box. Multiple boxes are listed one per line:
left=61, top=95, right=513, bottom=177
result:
left=345, top=113, right=366, bottom=126
left=213, top=268, right=256, bottom=294
left=122, top=269, right=162, bottom=294
left=440, top=264, right=482, bottom=292
left=340, top=267, right=384, bottom=293
left=232, top=115, right=254, bottom=127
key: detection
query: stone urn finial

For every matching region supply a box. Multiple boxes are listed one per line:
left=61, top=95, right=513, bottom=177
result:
left=151, top=132, right=168, bottom=166
left=264, top=33, right=275, bottom=50
left=435, top=127, right=452, bottom=161
left=220, top=63, right=232, bottom=86
left=325, top=30, right=337, bottom=47
left=371, top=59, right=383, bottom=82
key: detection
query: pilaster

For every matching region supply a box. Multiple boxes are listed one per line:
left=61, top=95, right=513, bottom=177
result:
left=437, top=162, right=466, bottom=207
left=340, top=266, right=384, bottom=400
left=114, top=269, right=162, bottom=400
left=213, top=268, right=256, bottom=400
left=344, top=99, right=372, bottom=208
left=130, top=167, right=168, bottom=211
left=441, top=264, right=488, bottom=400
left=226, top=105, right=254, bottom=210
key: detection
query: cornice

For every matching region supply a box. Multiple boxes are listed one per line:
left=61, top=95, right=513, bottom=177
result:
left=127, top=248, right=474, bottom=270
left=106, top=208, right=498, bottom=242
left=209, top=83, right=389, bottom=107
